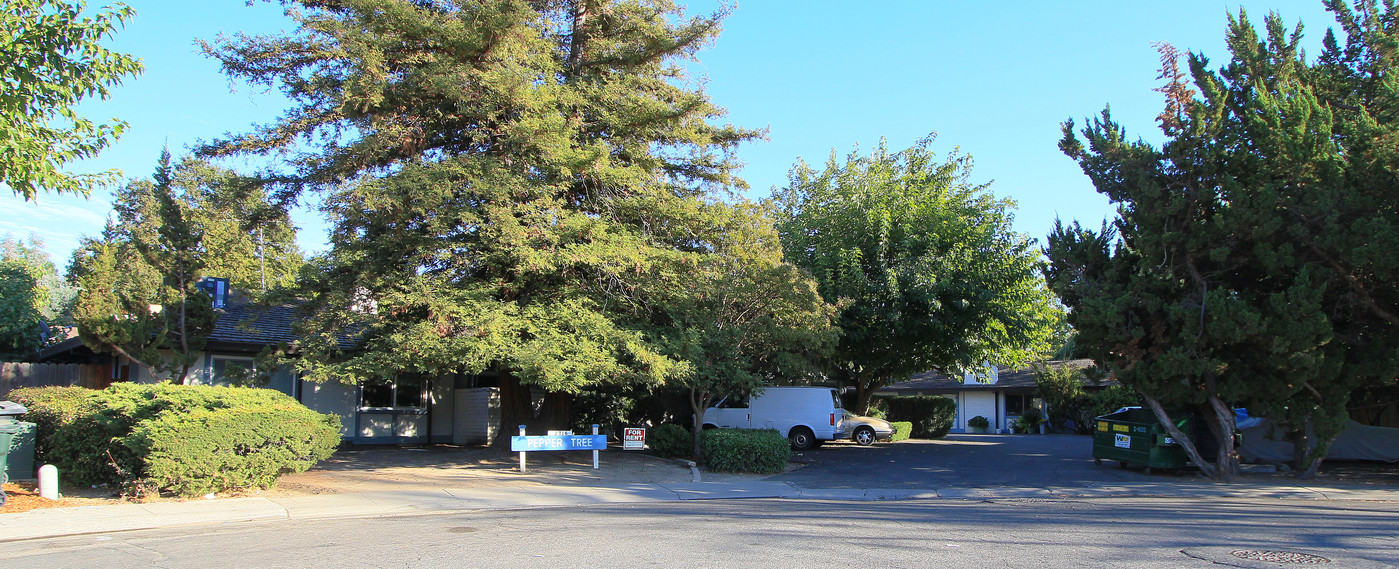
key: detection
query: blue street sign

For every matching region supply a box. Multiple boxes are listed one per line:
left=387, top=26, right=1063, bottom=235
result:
left=510, top=435, right=608, bottom=452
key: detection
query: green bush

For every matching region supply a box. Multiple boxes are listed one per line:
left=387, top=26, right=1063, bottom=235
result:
left=890, top=421, right=912, bottom=442
left=8, top=383, right=339, bottom=495
left=127, top=405, right=340, bottom=497
left=700, top=428, right=789, bottom=474
left=968, top=415, right=990, bottom=429
left=647, top=423, right=691, bottom=459
left=885, top=395, right=957, bottom=439
left=8, top=386, right=101, bottom=465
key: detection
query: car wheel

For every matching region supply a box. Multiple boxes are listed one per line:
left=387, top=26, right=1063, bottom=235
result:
left=853, top=426, right=876, bottom=446
left=789, top=427, right=816, bottom=451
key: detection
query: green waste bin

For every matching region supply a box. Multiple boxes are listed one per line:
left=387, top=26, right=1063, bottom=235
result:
left=1091, top=407, right=1189, bottom=474
left=0, top=419, right=36, bottom=482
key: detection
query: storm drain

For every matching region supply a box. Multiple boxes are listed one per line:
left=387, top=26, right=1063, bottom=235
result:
left=1230, top=550, right=1331, bottom=564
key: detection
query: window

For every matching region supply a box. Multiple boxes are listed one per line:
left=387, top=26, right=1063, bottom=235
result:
left=360, top=374, right=427, bottom=409
left=210, top=356, right=257, bottom=387
left=1005, top=393, right=1035, bottom=416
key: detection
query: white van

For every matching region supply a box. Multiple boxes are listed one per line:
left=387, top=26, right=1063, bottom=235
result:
left=700, top=387, right=845, bottom=450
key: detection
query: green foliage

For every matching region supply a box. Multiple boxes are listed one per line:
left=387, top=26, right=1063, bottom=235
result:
left=1013, top=407, right=1044, bottom=433
left=7, top=383, right=336, bottom=494
left=699, top=428, right=790, bottom=474
left=967, top=415, right=990, bottom=430
left=889, top=421, right=912, bottom=442
left=127, top=405, right=339, bottom=497
left=1049, top=5, right=1399, bottom=478
left=774, top=135, right=1063, bottom=413
left=0, top=259, right=45, bottom=357
left=647, top=423, right=691, bottom=459
left=0, top=234, right=77, bottom=356
left=0, top=0, right=143, bottom=200
left=8, top=386, right=100, bottom=463
left=196, top=0, right=829, bottom=443
left=884, top=395, right=957, bottom=439
left=1032, top=361, right=1117, bottom=433
left=69, top=154, right=303, bottom=382
left=1085, top=385, right=1144, bottom=423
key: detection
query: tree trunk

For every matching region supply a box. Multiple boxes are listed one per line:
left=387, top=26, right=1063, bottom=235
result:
left=1205, top=393, right=1239, bottom=481
left=853, top=378, right=874, bottom=415
left=1292, top=417, right=1325, bottom=480
left=490, top=373, right=575, bottom=449
left=689, top=387, right=711, bottom=458
left=1141, top=393, right=1219, bottom=479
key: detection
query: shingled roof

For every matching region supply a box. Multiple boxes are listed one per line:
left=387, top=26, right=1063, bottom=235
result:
left=205, top=302, right=304, bottom=351
left=877, top=359, right=1099, bottom=394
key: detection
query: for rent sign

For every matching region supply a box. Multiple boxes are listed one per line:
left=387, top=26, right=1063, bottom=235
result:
left=623, top=428, right=646, bottom=450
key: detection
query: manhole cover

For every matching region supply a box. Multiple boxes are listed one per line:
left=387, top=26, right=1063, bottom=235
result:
left=446, top=526, right=478, bottom=534
left=1230, top=550, right=1331, bottom=564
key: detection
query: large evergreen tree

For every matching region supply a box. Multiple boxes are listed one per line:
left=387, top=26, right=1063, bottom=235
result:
left=1049, top=4, right=1399, bottom=480
left=198, top=0, right=820, bottom=432
left=774, top=136, right=1063, bottom=414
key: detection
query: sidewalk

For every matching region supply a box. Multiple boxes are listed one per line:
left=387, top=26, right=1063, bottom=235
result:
left=2, top=450, right=1396, bottom=543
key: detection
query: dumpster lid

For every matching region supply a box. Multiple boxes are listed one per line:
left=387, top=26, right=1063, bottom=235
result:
left=0, top=401, right=28, bottom=416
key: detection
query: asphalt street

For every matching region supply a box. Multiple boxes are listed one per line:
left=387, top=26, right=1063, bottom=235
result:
left=779, top=434, right=1169, bottom=488
left=3, top=497, right=1395, bottom=569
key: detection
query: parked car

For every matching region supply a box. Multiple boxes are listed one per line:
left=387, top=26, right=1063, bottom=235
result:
left=840, top=412, right=895, bottom=445
left=701, top=387, right=845, bottom=450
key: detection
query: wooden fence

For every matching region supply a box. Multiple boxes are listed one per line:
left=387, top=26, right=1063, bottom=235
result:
left=0, top=362, right=113, bottom=399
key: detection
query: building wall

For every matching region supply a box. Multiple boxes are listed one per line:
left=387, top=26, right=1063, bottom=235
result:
left=300, top=380, right=358, bottom=437
left=961, top=391, right=997, bottom=432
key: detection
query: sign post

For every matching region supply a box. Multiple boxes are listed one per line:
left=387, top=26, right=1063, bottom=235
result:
left=623, top=428, right=646, bottom=451
left=511, top=427, right=609, bottom=472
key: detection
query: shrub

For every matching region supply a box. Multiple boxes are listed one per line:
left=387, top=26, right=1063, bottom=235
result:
left=885, top=396, right=957, bottom=439
left=1013, top=407, right=1044, bottom=433
left=647, top=423, right=691, bottom=459
left=9, top=383, right=339, bottom=494
left=126, top=405, right=340, bottom=497
left=968, top=415, right=990, bottom=429
left=700, top=428, right=789, bottom=474
left=8, top=386, right=101, bottom=464
left=890, top=421, right=912, bottom=442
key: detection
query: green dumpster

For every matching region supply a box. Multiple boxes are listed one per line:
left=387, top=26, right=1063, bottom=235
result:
left=1, top=419, right=36, bottom=481
left=1092, top=407, right=1189, bottom=474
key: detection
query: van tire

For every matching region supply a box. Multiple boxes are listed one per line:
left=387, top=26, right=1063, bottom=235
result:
left=789, top=427, right=816, bottom=451
left=853, top=426, right=876, bottom=446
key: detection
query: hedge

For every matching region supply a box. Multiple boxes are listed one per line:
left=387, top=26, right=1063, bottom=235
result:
left=890, top=421, right=913, bottom=442
left=647, top=423, right=691, bottom=459
left=9, top=383, right=340, bottom=497
left=128, top=405, right=341, bottom=497
left=700, top=428, right=789, bottom=474
left=884, top=396, right=957, bottom=439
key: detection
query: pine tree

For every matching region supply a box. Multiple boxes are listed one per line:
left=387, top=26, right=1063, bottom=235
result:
left=198, top=0, right=827, bottom=434
left=1050, top=5, right=1399, bottom=479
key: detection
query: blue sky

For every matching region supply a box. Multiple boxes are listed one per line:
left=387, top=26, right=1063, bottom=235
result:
left=3, top=0, right=1339, bottom=272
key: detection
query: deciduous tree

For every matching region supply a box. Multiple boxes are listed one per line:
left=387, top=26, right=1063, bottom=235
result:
left=0, top=0, right=142, bottom=199
left=774, top=136, right=1062, bottom=414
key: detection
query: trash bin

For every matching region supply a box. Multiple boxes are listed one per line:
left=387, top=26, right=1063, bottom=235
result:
left=0, top=401, right=35, bottom=483
left=1092, top=407, right=1189, bottom=474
